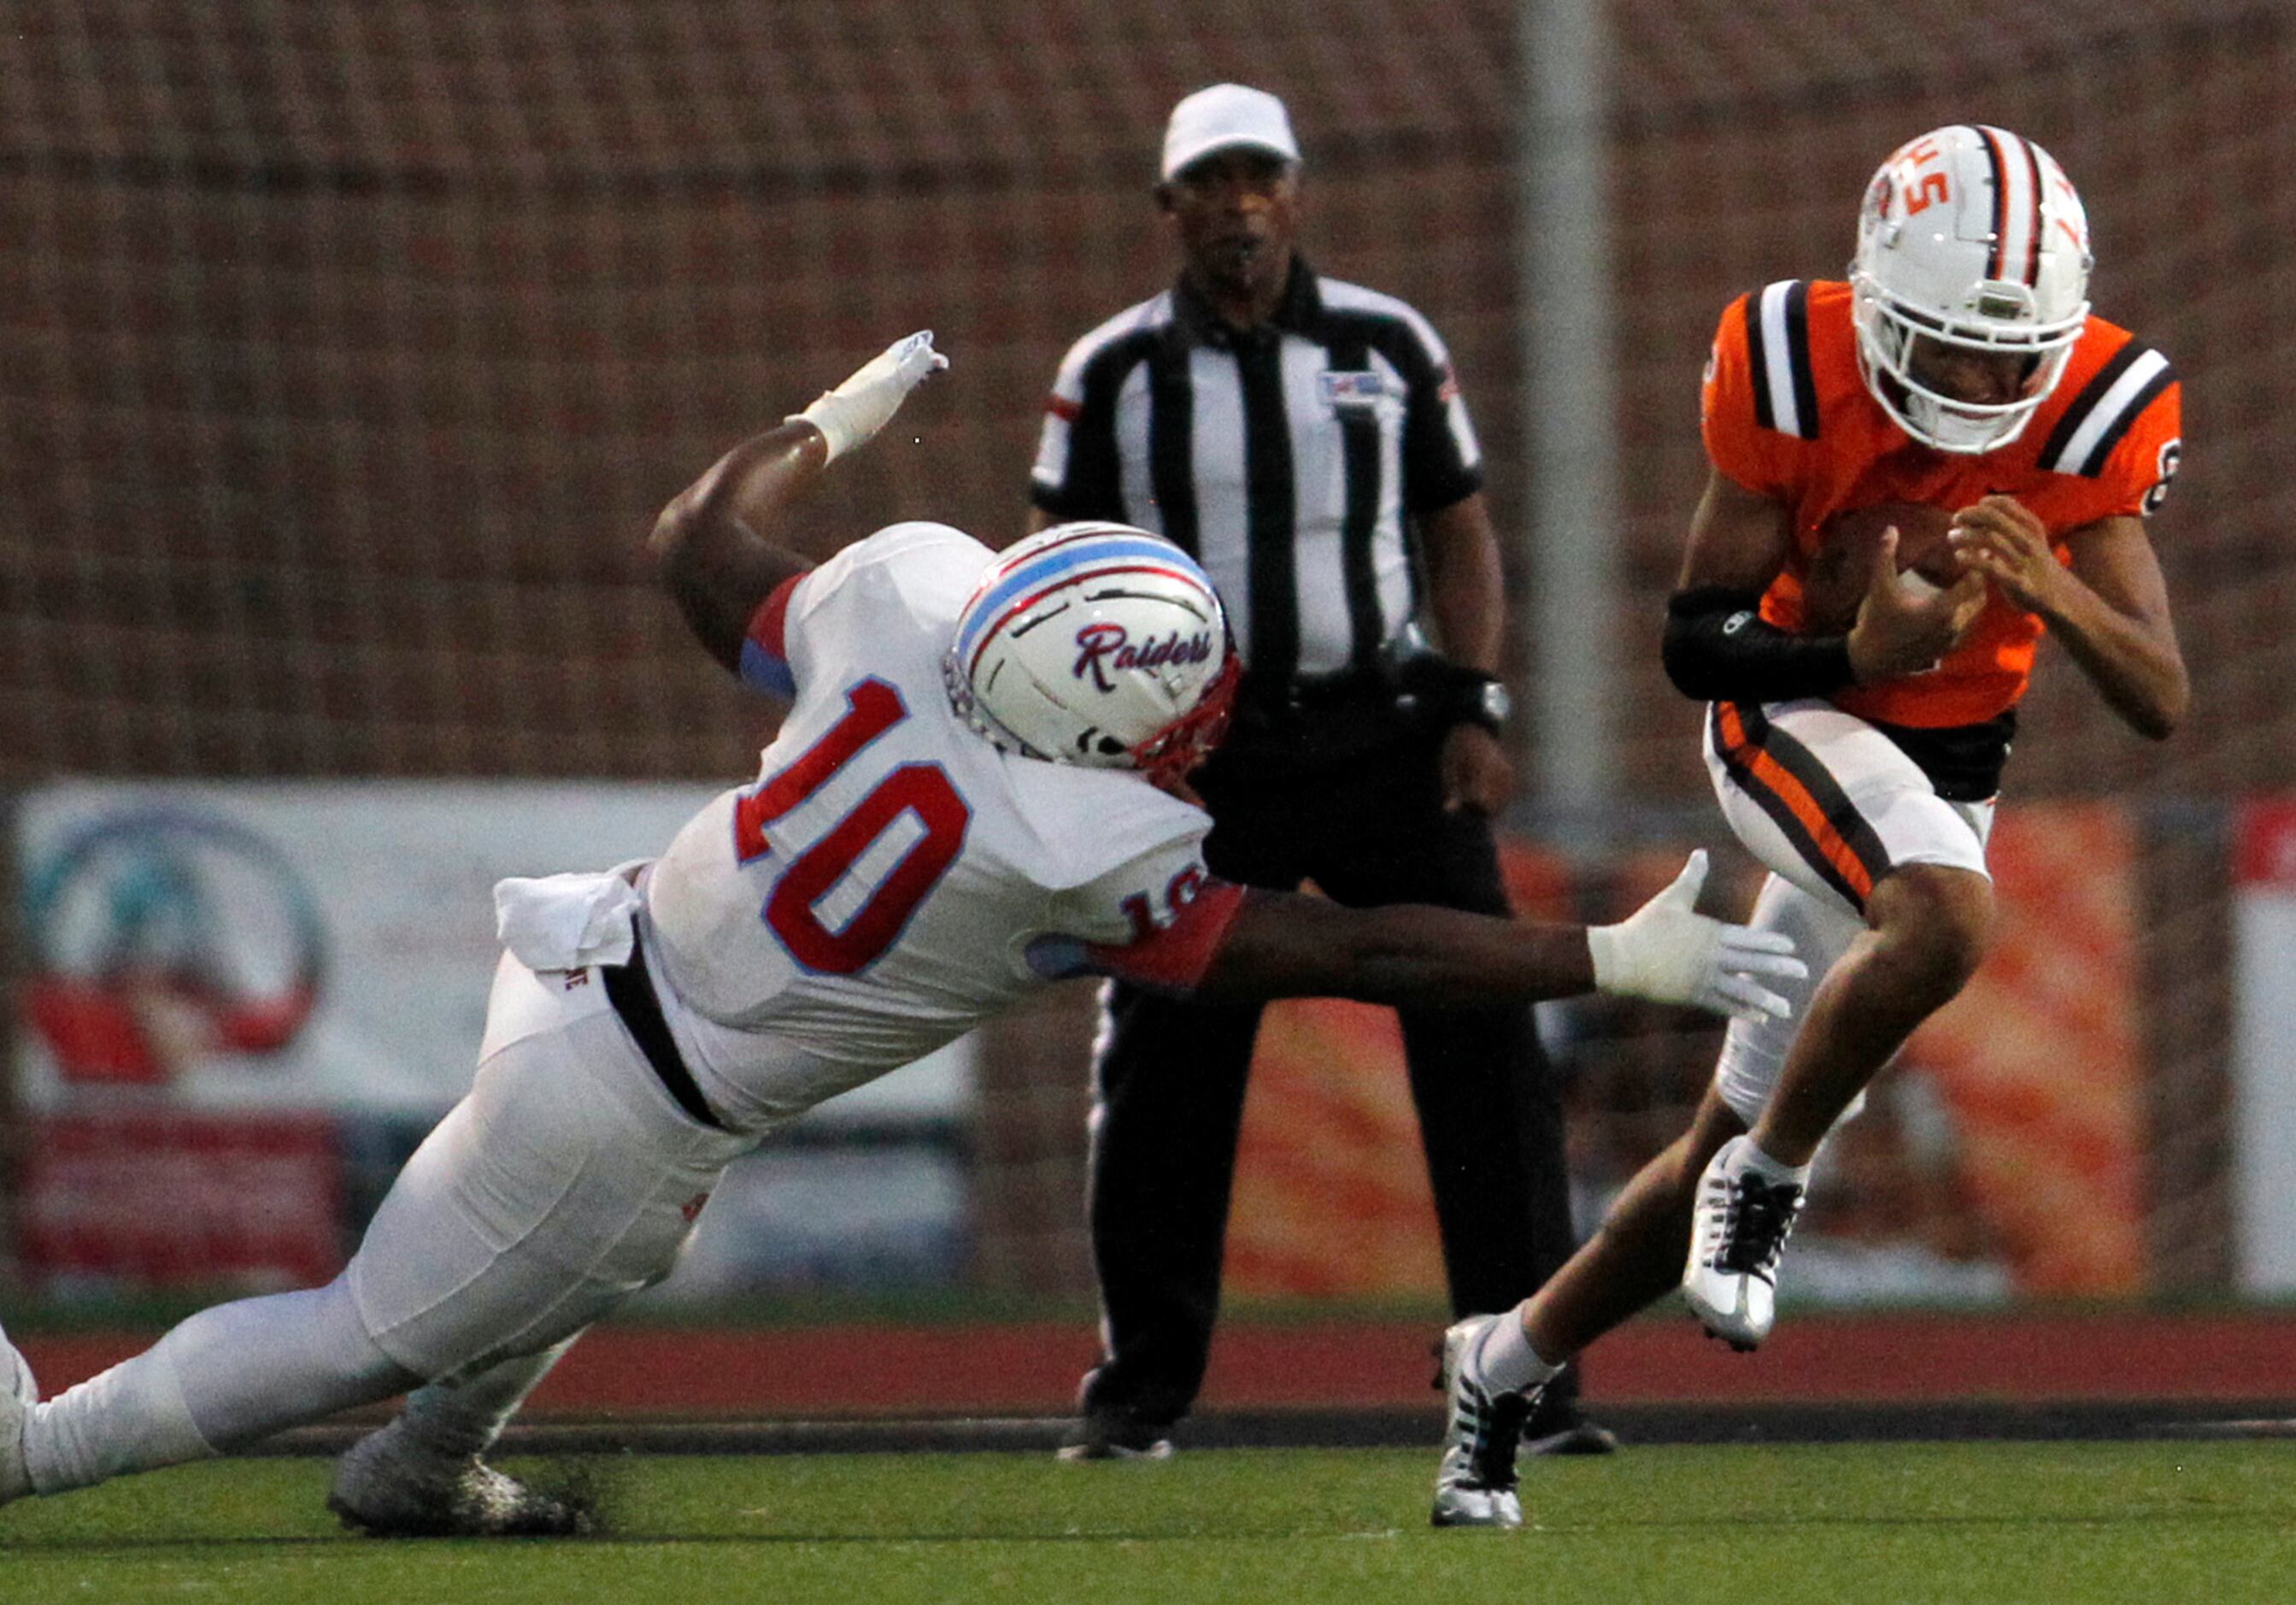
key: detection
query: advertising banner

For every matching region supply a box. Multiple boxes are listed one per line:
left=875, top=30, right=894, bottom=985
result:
left=18, top=779, right=719, bottom=1113
left=1227, top=806, right=2147, bottom=1304
left=1887, top=802, right=2145, bottom=1296
left=15, top=780, right=972, bottom=1294
left=2232, top=798, right=2296, bottom=1293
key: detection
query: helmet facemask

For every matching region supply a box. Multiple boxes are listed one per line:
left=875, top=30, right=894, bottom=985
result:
left=1849, top=126, right=2093, bottom=455
left=1126, top=652, right=1238, bottom=783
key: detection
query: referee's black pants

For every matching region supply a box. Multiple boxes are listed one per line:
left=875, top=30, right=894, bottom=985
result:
left=1078, top=727, right=1582, bottom=1432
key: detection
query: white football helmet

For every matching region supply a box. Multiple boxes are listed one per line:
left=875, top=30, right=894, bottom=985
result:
left=1850, top=125, right=2093, bottom=453
left=946, top=523, right=1237, bottom=781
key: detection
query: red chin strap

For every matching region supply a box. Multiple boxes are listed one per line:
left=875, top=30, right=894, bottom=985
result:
left=1129, top=655, right=1240, bottom=785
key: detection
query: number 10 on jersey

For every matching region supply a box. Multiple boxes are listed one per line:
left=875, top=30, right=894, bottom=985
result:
left=731, top=679, right=972, bottom=974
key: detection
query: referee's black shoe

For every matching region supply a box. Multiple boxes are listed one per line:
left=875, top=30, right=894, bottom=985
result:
left=1521, top=1385, right=1619, bottom=1456
left=1056, top=1410, right=1176, bottom=1462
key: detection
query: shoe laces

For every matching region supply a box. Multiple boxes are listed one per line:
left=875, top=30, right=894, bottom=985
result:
left=1706, top=1171, right=1806, bottom=1282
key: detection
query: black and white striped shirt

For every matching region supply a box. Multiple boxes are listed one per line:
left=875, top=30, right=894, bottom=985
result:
left=1031, top=262, right=1483, bottom=685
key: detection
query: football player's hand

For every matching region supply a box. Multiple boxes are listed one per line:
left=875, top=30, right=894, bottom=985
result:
left=1440, top=722, right=1514, bottom=817
left=789, top=331, right=950, bottom=462
left=1585, top=851, right=1806, bottom=1020
left=1948, top=495, right=2067, bottom=615
left=1844, top=526, right=1988, bottom=681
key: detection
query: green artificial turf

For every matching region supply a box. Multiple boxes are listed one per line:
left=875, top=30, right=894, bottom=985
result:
left=2, top=1441, right=2290, bottom=1603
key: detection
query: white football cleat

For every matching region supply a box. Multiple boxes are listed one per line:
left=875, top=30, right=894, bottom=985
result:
left=1430, top=1314, right=1529, bottom=1530
left=327, top=1420, right=592, bottom=1538
left=0, top=1320, right=37, bottom=1505
left=1683, top=1136, right=1808, bottom=1351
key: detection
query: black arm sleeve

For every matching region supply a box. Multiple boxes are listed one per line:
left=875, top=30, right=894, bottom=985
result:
left=1661, top=585, right=1857, bottom=703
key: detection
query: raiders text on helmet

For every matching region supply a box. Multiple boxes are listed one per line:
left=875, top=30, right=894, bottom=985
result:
left=1850, top=125, right=2093, bottom=453
left=947, top=524, right=1237, bottom=782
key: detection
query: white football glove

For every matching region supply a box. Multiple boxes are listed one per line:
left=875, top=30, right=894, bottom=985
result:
left=788, top=330, right=950, bottom=462
left=1586, top=850, right=1806, bottom=1021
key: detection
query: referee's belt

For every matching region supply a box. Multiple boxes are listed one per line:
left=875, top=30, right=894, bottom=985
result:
left=1222, top=673, right=1422, bottom=767
left=601, top=930, right=729, bottom=1132
left=1237, top=667, right=1399, bottom=716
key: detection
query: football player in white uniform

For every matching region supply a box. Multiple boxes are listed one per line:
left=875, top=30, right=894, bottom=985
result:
left=0, top=334, right=1802, bottom=1534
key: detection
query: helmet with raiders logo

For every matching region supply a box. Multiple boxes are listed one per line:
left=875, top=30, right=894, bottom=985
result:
left=1849, top=124, right=2093, bottom=453
left=947, top=523, right=1237, bottom=782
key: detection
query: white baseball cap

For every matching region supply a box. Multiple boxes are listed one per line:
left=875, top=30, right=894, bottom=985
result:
left=1160, top=84, right=1301, bottom=182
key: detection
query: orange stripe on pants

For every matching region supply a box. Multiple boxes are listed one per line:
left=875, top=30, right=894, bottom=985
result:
left=1716, top=703, right=1876, bottom=905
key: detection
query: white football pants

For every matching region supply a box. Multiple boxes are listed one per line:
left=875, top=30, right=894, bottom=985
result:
left=22, top=953, right=754, bottom=1495
left=1701, top=697, right=1994, bottom=1127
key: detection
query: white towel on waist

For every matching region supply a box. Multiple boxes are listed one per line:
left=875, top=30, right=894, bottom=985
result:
left=493, top=862, right=646, bottom=971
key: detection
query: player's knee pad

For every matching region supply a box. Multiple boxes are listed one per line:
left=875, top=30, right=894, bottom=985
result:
left=1712, top=875, right=1865, bottom=1126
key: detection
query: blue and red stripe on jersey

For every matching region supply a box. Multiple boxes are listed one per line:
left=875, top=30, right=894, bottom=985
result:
left=1023, top=879, right=1248, bottom=995
left=737, top=571, right=807, bottom=697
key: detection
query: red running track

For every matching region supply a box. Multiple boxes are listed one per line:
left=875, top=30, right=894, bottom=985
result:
left=16, top=1308, right=2296, bottom=1415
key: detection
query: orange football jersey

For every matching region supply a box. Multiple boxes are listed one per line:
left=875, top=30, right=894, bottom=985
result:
left=1700, top=279, right=2181, bottom=727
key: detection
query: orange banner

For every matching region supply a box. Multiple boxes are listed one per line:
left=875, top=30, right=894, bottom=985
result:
left=1225, top=807, right=2146, bottom=1302
left=1224, top=840, right=1574, bottom=1302
left=1898, top=802, right=2146, bottom=1295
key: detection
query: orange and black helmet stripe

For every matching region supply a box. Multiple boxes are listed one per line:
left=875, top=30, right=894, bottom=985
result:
left=1710, top=701, right=1892, bottom=911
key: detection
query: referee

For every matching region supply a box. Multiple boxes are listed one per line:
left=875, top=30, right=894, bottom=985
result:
left=1030, top=84, right=1611, bottom=1461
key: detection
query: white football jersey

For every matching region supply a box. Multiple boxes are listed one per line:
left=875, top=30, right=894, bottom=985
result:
left=642, top=522, right=1212, bottom=1126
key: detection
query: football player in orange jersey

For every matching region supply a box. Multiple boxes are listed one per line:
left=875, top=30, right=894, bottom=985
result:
left=1428, top=125, right=2187, bottom=1528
